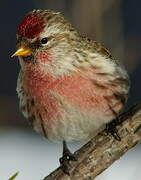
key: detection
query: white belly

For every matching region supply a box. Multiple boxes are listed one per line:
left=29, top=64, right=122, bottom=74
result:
left=32, top=99, right=114, bottom=142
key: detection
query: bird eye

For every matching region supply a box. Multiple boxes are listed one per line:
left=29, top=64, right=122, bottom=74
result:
left=41, top=37, right=48, bottom=44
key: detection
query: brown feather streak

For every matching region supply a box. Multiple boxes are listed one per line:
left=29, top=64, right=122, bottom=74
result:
left=104, top=96, right=118, bottom=117
left=113, top=92, right=127, bottom=106
left=92, top=80, right=108, bottom=89
left=39, top=113, right=48, bottom=138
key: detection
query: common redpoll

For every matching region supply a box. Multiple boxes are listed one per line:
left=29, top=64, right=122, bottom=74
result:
left=12, top=9, right=130, bottom=174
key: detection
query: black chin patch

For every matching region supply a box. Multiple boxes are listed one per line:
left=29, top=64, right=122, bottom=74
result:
left=22, top=55, right=35, bottom=63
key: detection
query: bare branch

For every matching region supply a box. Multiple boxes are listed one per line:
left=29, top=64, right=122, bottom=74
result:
left=43, top=103, right=141, bottom=180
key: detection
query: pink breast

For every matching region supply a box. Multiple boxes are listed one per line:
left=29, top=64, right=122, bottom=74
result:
left=24, top=67, right=115, bottom=122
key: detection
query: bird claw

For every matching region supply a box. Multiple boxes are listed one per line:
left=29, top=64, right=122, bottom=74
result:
left=106, top=118, right=121, bottom=141
left=59, top=150, right=77, bottom=175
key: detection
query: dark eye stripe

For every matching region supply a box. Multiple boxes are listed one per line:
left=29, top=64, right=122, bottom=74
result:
left=30, top=40, right=41, bottom=49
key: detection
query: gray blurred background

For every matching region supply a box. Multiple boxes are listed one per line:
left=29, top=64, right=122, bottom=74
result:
left=0, top=0, right=141, bottom=179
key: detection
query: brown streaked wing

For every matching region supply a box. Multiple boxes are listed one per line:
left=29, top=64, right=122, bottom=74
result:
left=93, top=41, right=112, bottom=58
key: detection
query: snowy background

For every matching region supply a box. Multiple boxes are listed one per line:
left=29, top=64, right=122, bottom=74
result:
left=0, top=127, right=141, bottom=180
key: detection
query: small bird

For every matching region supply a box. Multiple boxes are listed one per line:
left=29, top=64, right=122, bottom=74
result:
left=12, top=9, right=130, bottom=174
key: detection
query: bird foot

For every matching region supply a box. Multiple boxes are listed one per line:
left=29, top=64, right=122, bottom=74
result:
left=59, top=149, right=77, bottom=175
left=106, top=117, right=121, bottom=141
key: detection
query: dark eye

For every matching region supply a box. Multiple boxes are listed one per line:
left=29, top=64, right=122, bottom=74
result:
left=41, top=37, right=48, bottom=44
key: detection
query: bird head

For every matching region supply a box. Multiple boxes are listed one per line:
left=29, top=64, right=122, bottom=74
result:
left=12, top=10, right=79, bottom=75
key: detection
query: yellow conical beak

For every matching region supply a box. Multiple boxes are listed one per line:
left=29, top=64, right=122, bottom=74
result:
left=11, top=46, right=32, bottom=57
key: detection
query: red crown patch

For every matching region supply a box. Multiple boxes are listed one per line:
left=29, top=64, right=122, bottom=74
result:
left=17, top=13, right=45, bottom=39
